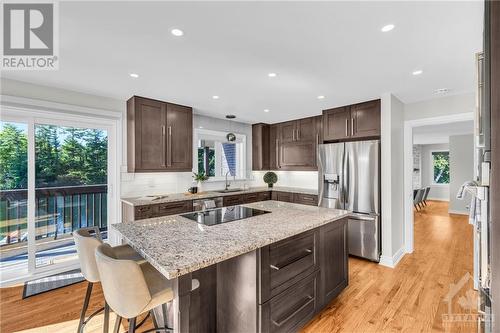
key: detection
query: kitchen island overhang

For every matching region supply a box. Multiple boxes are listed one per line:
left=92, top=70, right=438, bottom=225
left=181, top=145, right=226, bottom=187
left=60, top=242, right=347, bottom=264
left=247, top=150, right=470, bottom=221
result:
left=113, top=201, right=350, bottom=333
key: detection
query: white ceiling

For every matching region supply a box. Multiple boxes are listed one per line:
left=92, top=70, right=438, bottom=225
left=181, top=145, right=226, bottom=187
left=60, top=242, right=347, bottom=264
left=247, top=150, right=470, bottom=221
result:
left=413, top=120, right=474, bottom=144
left=1, top=1, right=483, bottom=123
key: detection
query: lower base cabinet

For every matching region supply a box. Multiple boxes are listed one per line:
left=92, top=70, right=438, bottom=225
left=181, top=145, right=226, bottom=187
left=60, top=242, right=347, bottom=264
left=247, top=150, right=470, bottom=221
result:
left=260, top=270, right=319, bottom=333
left=213, top=218, right=348, bottom=333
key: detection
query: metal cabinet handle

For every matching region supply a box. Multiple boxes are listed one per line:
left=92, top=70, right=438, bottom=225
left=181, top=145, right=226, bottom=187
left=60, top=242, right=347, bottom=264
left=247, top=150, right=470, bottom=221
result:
left=297, top=129, right=300, bottom=141
left=292, top=130, right=295, bottom=141
left=276, top=139, right=280, bottom=168
left=269, top=248, right=313, bottom=271
left=345, top=119, right=348, bottom=137
left=351, top=117, right=354, bottom=136
left=161, top=125, right=166, bottom=166
left=167, top=126, right=172, bottom=167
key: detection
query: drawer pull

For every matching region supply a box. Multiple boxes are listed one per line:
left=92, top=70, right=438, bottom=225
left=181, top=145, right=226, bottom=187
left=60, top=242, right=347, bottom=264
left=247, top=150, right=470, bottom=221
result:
left=270, top=248, right=313, bottom=271
left=272, top=295, right=314, bottom=327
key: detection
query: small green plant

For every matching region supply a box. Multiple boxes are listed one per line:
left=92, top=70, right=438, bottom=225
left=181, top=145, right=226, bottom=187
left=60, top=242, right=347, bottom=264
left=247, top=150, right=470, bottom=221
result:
left=263, top=172, right=278, bottom=188
left=193, top=171, right=209, bottom=182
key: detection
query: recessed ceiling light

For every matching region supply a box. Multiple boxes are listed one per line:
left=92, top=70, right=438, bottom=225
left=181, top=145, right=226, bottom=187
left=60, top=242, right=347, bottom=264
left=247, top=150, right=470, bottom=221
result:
left=129, top=73, right=139, bottom=78
left=434, top=88, right=450, bottom=94
left=199, top=126, right=203, bottom=129
left=171, top=28, right=184, bottom=37
left=264, top=109, right=270, bottom=112
left=317, top=95, right=325, bottom=100
left=381, top=24, right=395, bottom=32
left=412, top=70, right=423, bottom=76
left=212, top=95, right=219, bottom=99
left=268, top=73, right=277, bottom=78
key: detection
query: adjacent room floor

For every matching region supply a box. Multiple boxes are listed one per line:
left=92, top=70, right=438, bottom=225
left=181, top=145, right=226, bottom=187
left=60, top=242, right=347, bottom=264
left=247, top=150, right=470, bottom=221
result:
left=0, top=201, right=476, bottom=333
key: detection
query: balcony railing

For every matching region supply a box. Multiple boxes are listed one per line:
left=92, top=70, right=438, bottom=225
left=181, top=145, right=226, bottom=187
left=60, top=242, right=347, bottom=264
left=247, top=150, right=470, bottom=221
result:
left=0, top=184, right=107, bottom=247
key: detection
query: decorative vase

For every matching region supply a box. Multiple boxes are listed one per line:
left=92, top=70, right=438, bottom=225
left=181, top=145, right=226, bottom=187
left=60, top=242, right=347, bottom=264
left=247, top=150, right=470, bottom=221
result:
left=197, top=181, right=204, bottom=193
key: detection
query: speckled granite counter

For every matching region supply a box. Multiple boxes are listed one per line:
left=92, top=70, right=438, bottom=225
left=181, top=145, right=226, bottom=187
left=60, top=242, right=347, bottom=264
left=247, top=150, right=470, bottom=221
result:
left=113, top=200, right=348, bottom=280
left=121, top=186, right=318, bottom=206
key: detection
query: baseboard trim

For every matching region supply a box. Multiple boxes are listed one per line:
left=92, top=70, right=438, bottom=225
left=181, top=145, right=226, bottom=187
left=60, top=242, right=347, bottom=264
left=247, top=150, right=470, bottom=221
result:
left=448, top=210, right=469, bottom=215
left=379, top=247, right=406, bottom=268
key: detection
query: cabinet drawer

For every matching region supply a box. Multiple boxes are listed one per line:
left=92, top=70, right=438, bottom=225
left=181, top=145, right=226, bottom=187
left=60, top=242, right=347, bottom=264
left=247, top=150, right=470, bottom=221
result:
left=271, top=191, right=294, bottom=203
left=155, top=200, right=193, bottom=217
left=293, top=193, right=318, bottom=206
left=260, top=230, right=318, bottom=302
left=223, top=195, right=242, bottom=207
left=258, top=191, right=271, bottom=201
left=134, top=205, right=154, bottom=220
left=260, top=271, right=319, bottom=333
left=243, top=192, right=261, bottom=204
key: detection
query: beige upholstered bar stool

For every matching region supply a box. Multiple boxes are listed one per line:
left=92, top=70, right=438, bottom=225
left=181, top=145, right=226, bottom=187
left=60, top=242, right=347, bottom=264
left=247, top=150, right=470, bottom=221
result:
left=95, top=243, right=199, bottom=333
left=74, top=227, right=143, bottom=333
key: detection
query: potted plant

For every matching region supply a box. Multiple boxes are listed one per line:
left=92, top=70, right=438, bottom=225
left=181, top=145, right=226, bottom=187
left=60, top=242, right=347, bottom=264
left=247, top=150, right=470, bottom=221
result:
left=193, top=171, right=209, bottom=193
left=263, top=171, right=278, bottom=188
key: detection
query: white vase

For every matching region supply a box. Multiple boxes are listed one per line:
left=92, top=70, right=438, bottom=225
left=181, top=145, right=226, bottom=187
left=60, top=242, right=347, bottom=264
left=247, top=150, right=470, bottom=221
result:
left=197, top=181, right=204, bottom=193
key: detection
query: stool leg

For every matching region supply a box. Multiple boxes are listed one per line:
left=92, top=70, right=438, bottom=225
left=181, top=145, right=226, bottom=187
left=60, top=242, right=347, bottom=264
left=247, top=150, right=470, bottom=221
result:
left=103, top=302, right=110, bottom=333
left=113, top=315, right=122, bottom=333
left=150, top=310, right=159, bottom=329
left=129, top=317, right=136, bottom=333
left=78, top=282, right=93, bottom=333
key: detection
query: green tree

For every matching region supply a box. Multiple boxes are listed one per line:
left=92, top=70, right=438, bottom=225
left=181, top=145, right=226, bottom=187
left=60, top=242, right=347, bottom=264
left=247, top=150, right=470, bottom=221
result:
left=433, top=152, right=450, bottom=184
left=0, top=124, right=27, bottom=190
left=35, top=125, right=61, bottom=187
left=82, top=129, right=107, bottom=184
left=59, top=127, right=86, bottom=186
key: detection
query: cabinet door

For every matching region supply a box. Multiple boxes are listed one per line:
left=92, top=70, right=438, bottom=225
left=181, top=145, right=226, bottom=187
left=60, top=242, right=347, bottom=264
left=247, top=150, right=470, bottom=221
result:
left=166, top=103, right=193, bottom=171
left=280, top=141, right=316, bottom=170
left=269, top=125, right=279, bottom=170
left=271, top=191, right=294, bottom=203
left=351, top=100, right=380, bottom=138
left=319, top=219, right=348, bottom=307
left=279, top=121, right=297, bottom=143
left=322, top=106, right=351, bottom=141
left=296, top=117, right=315, bottom=142
left=314, top=115, right=323, bottom=145
left=252, top=123, right=270, bottom=170
left=129, top=97, right=167, bottom=171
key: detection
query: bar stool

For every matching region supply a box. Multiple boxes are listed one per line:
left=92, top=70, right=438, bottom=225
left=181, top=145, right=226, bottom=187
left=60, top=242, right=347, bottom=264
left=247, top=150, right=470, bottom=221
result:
left=74, top=227, right=143, bottom=333
left=95, top=243, right=199, bottom=333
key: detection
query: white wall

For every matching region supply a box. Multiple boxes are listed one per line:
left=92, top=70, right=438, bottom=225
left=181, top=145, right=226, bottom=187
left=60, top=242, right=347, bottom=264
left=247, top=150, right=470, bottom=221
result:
left=449, top=134, right=474, bottom=214
left=404, top=93, right=475, bottom=121
left=380, top=93, right=405, bottom=267
left=420, top=143, right=450, bottom=201
left=251, top=171, right=318, bottom=189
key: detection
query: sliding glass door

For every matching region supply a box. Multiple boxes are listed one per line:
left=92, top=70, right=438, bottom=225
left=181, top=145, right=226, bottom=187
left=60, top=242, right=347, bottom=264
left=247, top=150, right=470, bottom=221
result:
left=0, top=112, right=115, bottom=283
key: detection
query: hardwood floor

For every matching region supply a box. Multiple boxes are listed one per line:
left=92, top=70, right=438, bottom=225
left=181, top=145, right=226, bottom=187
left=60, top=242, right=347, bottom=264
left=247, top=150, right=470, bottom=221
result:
left=303, top=201, right=476, bottom=333
left=0, top=201, right=475, bottom=333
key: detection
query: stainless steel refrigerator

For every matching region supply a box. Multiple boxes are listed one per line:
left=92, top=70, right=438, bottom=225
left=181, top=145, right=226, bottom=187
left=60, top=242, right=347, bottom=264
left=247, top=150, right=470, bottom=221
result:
left=318, top=140, right=381, bottom=262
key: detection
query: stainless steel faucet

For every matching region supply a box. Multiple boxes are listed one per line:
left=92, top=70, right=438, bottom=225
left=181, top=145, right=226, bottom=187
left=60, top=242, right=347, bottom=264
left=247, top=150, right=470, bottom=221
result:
left=225, top=170, right=231, bottom=190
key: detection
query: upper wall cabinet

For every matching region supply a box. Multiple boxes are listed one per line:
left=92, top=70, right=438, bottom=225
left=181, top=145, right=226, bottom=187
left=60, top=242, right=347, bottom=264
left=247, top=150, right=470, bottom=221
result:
left=252, top=123, right=270, bottom=171
left=323, top=99, right=380, bottom=141
left=127, top=96, right=193, bottom=172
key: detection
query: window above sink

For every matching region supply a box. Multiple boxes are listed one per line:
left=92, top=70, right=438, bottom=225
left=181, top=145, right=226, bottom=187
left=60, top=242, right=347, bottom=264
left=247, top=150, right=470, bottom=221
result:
left=193, top=128, right=247, bottom=181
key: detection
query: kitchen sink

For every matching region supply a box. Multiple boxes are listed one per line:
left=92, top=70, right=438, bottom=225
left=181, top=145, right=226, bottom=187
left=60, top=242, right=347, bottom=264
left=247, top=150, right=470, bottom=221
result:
left=215, top=189, right=243, bottom=193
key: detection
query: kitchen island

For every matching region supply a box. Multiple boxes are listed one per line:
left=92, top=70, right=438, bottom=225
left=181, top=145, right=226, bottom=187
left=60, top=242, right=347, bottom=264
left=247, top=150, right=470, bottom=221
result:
left=113, top=200, right=350, bottom=333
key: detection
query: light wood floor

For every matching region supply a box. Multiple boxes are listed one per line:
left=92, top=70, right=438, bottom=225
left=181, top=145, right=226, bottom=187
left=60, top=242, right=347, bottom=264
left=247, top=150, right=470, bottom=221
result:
left=0, top=201, right=476, bottom=333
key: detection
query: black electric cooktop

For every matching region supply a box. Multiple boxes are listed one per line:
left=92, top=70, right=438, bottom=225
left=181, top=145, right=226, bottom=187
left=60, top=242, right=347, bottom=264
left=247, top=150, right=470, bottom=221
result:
left=180, top=206, right=270, bottom=226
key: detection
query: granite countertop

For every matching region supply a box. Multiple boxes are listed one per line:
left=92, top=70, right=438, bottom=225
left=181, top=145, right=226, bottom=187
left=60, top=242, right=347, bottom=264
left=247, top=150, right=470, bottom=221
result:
left=121, top=186, right=318, bottom=207
left=113, top=200, right=349, bottom=280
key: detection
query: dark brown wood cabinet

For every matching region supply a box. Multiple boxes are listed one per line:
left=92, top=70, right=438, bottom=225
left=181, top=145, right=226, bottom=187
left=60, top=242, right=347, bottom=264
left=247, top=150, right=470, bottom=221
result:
left=350, top=100, right=381, bottom=139
left=293, top=193, right=319, bottom=206
left=269, top=124, right=279, bottom=169
left=127, top=96, right=193, bottom=172
left=277, top=116, right=320, bottom=171
left=323, top=106, right=351, bottom=141
left=166, top=103, right=193, bottom=171
left=319, top=219, right=348, bottom=306
left=271, top=191, right=294, bottom=203
left=252, top=123, right=270, bottom=170
left=122, top=200, right=193, bottom=222
left=323, top=99, right=380, bottom=141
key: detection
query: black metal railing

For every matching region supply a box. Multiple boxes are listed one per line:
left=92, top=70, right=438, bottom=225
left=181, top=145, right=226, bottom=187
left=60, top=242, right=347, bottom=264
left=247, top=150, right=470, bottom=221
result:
left=0, top=185, right=107, bottom=247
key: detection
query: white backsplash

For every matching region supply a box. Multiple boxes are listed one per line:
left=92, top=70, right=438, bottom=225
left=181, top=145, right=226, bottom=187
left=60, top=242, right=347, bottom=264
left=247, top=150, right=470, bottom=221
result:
left=121, top=170, right=318, bottom=198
